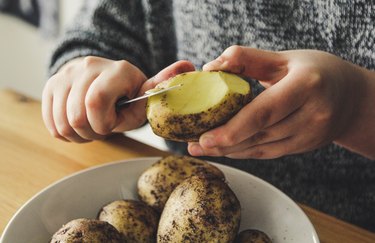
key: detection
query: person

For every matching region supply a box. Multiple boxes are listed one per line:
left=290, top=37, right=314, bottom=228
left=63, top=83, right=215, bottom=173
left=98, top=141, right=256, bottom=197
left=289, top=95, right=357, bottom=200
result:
left=42, top=0, right=375, bottom=231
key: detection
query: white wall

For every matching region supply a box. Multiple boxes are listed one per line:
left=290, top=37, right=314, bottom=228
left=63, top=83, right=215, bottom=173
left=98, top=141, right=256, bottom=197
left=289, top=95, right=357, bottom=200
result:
left=0, top=1, right=84, bottom=99
left=0, top=1, right=168, bottom=150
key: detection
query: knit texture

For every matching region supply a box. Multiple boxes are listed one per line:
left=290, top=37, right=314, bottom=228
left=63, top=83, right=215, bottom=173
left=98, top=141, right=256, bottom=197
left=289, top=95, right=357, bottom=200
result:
left=50, top=0, right=375, bottom=231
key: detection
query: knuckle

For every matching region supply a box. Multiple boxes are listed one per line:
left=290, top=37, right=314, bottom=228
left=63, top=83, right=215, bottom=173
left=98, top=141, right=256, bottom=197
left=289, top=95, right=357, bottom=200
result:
left=68, top=113, right=87, bottom=130
left=85, top=90, right=106, bottom=111
left=312, top=109, right=333, bottom=127
left=82, top=56, right=100, bottom=68
left=60, top=63, right=77, bottom=76
left=93, top=124, right=112, bottom=136
left=46, top=74, right=58, bottom=85
left=114, top=59, right=131, bottom=72
left=220, top=45, right=245, bottom=73
left=224, top=45, right=243, bottom=58
left=220, top=132, right=237, bottom=146
left=304, top=67, right=323, bottom=90
left=46, top=74, right=65, bottom=91
left=57, top=124, right=75, bottom=138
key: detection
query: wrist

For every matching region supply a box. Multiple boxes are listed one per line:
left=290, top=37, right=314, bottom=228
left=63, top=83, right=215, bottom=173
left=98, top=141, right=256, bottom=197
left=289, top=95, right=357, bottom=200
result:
left=334, top=64, right=375, bottom=159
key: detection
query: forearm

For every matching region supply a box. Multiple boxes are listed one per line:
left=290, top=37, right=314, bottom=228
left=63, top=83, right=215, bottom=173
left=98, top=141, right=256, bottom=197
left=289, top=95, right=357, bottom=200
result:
left=334, top=65, right=375, bottom=159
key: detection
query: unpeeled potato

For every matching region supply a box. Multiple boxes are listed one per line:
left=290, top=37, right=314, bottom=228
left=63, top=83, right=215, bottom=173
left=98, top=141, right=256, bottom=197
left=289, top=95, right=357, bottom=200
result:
left=137, top=155, right=224, bottom=212
left=50, top=218, right=124, bottom=243
left=146, top=71, right=252, bottom=142
left=157, top=175, right=241, bottom=243
left=98, top=200, right=159, bottom=243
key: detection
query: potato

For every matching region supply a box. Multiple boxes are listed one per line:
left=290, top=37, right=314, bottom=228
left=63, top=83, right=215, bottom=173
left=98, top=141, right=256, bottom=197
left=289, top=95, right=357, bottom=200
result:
left=98, top=199, right=159, bottom=243
left=235, top=229, right=272, bottom=243
left=146, top=71, right=252, bottom=142
left=157, top=175, right=241, bottom=243
left=137, top=155, right=225, bottom=212
left=50, top=218, right=124, bottom=243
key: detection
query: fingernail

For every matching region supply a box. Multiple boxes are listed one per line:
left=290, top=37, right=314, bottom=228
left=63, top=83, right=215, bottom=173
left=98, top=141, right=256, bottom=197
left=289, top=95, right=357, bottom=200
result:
left=189, top=143, right=204, bottom=156
left=201, top=134, right=216, bottom=148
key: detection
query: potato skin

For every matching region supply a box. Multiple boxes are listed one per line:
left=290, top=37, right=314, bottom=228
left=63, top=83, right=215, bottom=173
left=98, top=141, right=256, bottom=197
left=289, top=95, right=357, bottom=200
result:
left=235, top=229, right=272, bottom=243
left=98, top=199, right=159, bottom=243
left=137, top=155, right=225, bottom=212
left=157, top=175, right=241, bottom=243
left=50, top=218, right=124, bottom=243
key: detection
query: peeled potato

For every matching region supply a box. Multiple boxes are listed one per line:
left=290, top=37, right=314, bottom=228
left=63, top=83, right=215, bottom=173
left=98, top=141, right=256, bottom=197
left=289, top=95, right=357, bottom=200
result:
left=146, top=71, right=252, bottom=141
left=157, top=175, right=241, bottom=243
left=137, top=155, right=224, bottom=212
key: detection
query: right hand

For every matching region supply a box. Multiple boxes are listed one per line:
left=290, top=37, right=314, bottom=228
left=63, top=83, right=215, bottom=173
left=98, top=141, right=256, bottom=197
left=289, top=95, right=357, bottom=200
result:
left=42, top=56, right=194, bottom=143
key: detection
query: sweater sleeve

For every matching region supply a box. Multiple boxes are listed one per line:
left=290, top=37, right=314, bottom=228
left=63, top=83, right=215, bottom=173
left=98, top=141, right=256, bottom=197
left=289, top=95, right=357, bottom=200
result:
left=49, top=0, right=152, bottom=77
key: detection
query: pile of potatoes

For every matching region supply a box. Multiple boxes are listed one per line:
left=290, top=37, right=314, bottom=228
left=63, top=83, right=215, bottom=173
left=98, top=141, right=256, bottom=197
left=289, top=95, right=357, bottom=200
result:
left=50, top=155, right=271, bottom=243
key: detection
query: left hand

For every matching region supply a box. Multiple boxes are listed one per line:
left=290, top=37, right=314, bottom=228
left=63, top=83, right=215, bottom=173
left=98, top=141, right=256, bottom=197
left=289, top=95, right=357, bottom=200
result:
left=187, top=46, right=362, bottom=159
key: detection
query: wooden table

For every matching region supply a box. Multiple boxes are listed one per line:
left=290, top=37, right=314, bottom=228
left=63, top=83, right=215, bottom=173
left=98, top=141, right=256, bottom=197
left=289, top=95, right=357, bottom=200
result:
left=0, top=89, right=374, bottom=242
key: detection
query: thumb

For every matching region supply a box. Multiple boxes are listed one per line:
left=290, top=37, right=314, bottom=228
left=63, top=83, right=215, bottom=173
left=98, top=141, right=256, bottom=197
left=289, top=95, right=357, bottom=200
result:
left=203, top=46, right=288, bottom=85
left=141, top=60, right=196, bottom=93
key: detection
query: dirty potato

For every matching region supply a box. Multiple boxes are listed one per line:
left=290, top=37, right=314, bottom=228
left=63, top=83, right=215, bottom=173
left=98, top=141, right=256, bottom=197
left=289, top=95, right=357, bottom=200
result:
left=157, top=175, right=241, bottom=243
left=50, top=218, right=124, bottom=243
left=235, top=229, right=272, bottom=243
left=146, top=71, right=252, bottom=142
left=137, top=155, right=225, bottom=212
left=98, top=199, right=159, bottom=243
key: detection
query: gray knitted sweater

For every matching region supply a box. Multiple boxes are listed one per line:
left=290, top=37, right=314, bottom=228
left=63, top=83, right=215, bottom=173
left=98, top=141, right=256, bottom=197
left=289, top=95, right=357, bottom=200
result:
left=50, top=0, right=375, bottom=231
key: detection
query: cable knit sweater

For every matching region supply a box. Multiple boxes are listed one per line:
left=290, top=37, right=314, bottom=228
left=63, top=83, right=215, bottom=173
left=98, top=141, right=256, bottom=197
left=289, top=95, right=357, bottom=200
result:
left=50, top=0, right=375, bottom=231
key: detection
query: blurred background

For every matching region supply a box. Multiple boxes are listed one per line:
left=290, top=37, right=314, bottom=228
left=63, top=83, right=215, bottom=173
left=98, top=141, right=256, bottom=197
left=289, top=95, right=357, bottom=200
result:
left=0, top=0, right=84, bottom=99
left=0, top=0, right=168, bottom=150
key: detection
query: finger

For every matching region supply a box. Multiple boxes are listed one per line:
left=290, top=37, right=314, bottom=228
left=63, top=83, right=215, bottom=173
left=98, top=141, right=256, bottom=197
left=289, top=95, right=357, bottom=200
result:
left=42, top=77, right=68, bottom=141
left=52, top=83, right=90, bottom=143
left=66, top=70, right=106, bottom=140
left=198, top=70, right=306, bottom=149
left=188, top=128, right=290, bottom=157
left=227, top=105, right=303, bottom=149
left=187, top=131, right=273, bottom=157
left=86, top=61, right=147, bottom=134
left=226, top=137, right=295, bottom=159
left=203, top=45, right=288, bottom=84
left=114, top=60, right=195, bottom=132
left=224, top=105, right=332, bottom=159
left=141, top=60, right=196, bottom=93
left=189, top=106, right=305, bottom=157
left=226, top=131, right=328, bottom=159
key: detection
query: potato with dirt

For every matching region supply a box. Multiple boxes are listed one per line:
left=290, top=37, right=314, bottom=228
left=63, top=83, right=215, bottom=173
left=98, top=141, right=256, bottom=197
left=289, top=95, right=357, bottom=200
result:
left=146, top=71, right=252, bottom=142
left=98, top=199, right=159, bottom=243
left=157, top=175, right=241, bottom=243
left=50, top=218, right=124, bottom=243
left=137, top=155, right=225, bottom=212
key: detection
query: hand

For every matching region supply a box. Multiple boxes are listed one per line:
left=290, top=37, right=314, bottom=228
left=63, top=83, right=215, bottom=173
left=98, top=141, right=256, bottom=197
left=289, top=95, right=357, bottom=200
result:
left=42, top=56, right=194, bottom=143
left=187, top=46, right=365, bottom=159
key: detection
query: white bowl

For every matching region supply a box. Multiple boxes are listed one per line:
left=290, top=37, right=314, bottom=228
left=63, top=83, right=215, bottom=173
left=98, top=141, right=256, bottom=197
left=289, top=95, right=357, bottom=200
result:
left=1, top=157, right=319, bottom=243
